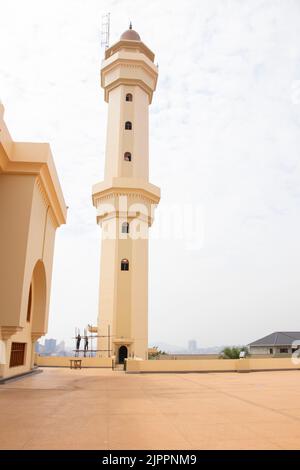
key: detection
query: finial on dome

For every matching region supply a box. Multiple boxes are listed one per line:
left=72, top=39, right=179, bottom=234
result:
left=129, top=21, right=132, bottom=30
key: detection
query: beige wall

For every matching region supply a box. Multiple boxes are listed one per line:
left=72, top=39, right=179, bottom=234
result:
left=248, top=358, right=299, bottom=370
left=33, top=356, right=300, bottom=374
left=250, top=347, right=273, bottom=355
left=1, top=322, right=34, bottom=379
left=35, top=355, right=112, bottom=368
left=126, top=358, right=300, bottom=373
left=0, top=174, right=35, bottom=326
left=0, top=105, right=67, bottom=379
left=157, top=354, right=220, bottom=360
left=127, top=359, right=238, bottom=373
left=250, top=346, right=293, bottom=356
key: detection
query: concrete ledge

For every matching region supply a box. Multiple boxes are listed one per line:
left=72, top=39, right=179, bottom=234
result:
left=35, top=355, right=113, bottom=369
left=0, top=367, right=43, bottom=385
left=125, top=358, right=300, bottom=374
left=250, top=368, right=300, bottom=373
left=126, top=369, right=238, bottom=374
left=40, top=365, right=112, bottom=369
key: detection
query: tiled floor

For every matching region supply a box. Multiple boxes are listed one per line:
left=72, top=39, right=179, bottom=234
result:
left=1, top=368, right=300, bottom=449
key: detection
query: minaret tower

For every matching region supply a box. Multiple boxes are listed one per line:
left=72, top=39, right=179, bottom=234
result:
left=92, top=25, right=160, bottom=363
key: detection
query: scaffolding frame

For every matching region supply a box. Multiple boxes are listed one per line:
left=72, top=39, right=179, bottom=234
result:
left=73, top=324, right=112, bottom=358
left=100, top=13, right=110, bottom=49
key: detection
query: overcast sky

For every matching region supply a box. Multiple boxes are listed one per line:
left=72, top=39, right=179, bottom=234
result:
left=1, top=0, right=300, bottom=349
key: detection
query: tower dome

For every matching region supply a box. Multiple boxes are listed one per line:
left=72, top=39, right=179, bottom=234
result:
left=120, top=22, right=141, bottom=41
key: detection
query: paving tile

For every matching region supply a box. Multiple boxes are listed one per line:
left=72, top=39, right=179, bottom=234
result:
left=1, top=368, right=300, bottom=449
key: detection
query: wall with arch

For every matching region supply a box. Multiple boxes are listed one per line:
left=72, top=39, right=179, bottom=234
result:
left=0, top=105, right=67, bottom=379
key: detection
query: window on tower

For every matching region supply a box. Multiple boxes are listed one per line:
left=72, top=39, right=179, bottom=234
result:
left=126, top=93, right=133, bottom=102
left=121, top=259, right=129, bottom=271
left=125, top=121, right=132, bottom=130
left=26, top=284, right=32, bottom=322
left=124, top=152, right=132, bottom=162
left=122, top=222, right=129, bottom=234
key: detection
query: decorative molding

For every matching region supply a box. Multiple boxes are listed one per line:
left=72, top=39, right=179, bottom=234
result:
left=93, top=189, right=160, bottom=207
left=0, top=138, right=67, bottom=227
left=102, top=58, right=157, bottom=80
left=105, top=39, right=155, bottom=62
left=96, top=210, right=154, bottom=227
left=104, top=78, right=154, bottom=104
left=101, top=56, right=158, bottom=104
left=36, top=176, right=49, bottom=208
left=31, top=332, right=44, bottom=342
left=36, top=177, right=58, bottom=228
left=0, top=326, right=23, bottom=340
left=113, top=338, right=134, bottom=345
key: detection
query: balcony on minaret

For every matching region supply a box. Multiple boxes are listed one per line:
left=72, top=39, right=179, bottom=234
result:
left=100, top=28, right=158, bottom=104
left=93, top=25, right=160, bottom=229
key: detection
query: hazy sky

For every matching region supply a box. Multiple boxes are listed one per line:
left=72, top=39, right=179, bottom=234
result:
left=1, top=0, right=300, bottom=349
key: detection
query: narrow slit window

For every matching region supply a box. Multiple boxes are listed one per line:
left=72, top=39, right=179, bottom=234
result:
left=126, top=93, right=133, bottom=102
left=26, top=284, right=32, bottom=322
left=122, top=222, right=129, bottom=234
left=125, top=121, right=132, bottom=130
left=121, top=259, right=129, bottom=271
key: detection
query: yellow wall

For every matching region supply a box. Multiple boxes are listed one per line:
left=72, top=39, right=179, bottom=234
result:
left=0, top=104, right=67, bottom=380
left=35, top=355, right=113, bottom=368
left=248, top=358, right=300, bottom=370
left=126, top=358, right=300, bottom=373
left=157, top=354, right=220, bottom=360
left=34, top=356, right=300, bottom=373
left=1, top=323, right=34, bottom=379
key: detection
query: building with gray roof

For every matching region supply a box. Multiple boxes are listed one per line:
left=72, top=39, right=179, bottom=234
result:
left=248, top=332, right=300, bottom=356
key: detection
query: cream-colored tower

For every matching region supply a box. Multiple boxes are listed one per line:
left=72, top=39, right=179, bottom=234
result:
left=92, top=26, right=160, bottom=363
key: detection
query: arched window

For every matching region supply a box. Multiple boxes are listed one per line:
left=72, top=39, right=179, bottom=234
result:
left=125, top=121, right=132, bottom=130
left=126, top=93, right=133, bottom=102
left=121, top=259, right=129, bottom=271
left=122, top=222, right=129, bottom=234
left=124, top=152, right=132, bottom=162
left=27, top=284, right=32, bottom=322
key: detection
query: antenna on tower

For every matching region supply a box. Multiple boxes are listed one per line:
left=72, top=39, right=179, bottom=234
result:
left=101, top=13, right=110, bottom=49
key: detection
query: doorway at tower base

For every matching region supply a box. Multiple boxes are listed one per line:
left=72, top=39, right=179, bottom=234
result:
left=98, top=336, right=149, bottom=363
left=112, top=346, right=148, bottom=364
left=118, top=346, right=128, bottom=364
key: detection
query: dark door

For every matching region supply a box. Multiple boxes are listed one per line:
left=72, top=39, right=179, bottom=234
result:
left=118, top=346, right=128, bottom=364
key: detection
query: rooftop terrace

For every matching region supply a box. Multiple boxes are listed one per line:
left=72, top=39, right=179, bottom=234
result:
left=1, top=368, right=300, bottom=449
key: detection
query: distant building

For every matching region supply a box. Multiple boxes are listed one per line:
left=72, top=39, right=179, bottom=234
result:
left=188, top=340, right=197, bottom=353
left=44, top=339, right=57, bottom=355
left=55, top=341, right=66, bottom=356
left=56, top=341, right=65, bottom=352
left=249, top=332, right=300, bottom=356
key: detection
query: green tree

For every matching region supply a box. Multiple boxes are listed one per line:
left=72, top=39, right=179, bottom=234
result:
left=220, top=346, right=248, bottom=359
left=148, top=347, right=167, bottom=360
